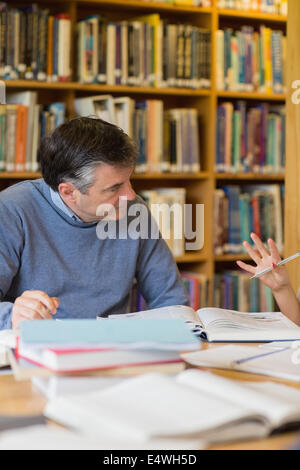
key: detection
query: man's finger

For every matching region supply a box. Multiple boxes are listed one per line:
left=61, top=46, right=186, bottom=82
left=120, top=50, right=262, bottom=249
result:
left=21, top=291, right=58, bottom=314
left=15, top=299, right=53, bottom=319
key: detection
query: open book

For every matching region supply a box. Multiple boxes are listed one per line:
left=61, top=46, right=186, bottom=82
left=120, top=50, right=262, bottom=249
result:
left=44, top=369, right=300, bottom=446
left=182, top=345, right=300, bottom=382
left=109, top=305, right=300, bottom=342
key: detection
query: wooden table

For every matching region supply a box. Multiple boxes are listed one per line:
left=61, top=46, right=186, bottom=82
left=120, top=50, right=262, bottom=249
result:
left=1, top=342, right=300, bottom=450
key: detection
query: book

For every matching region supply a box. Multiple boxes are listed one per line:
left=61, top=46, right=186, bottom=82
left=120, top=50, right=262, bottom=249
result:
left=0, top=422, right=203, bottom=450
left=109, top=304, right=300, bottom=342
left=0, top=329, right=17, bottom=367
left=19, top=318, right=200, bottom=350
left=8, top=347, right=185, bottom=381
left=17, top=344, right=183, bottom=373
left=31, top=375, right=124, bottom=399
left=44, top=368, right=300, bottom=446
left=181, top=344, right=300, bottom=382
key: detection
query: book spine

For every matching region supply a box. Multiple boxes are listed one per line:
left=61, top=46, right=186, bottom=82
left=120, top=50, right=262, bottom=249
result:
left=15, top=105, right=27, bottom=171
left=0, top=104, right=6, bottom=170
left=5, top=105, right=17, bottom=171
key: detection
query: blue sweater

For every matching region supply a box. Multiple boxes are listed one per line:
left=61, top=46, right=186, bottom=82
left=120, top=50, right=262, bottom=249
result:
left=0, top=179, right=189, bottom=329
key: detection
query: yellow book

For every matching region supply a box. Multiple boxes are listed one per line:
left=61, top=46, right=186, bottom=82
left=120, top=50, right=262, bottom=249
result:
left=264, top=27, right=273, bottom=94
left=131, top=14, right=162, bottom=87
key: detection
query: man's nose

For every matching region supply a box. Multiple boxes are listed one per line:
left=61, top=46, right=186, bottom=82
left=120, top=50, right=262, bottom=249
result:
left=123, top=182, right=136, bottom=201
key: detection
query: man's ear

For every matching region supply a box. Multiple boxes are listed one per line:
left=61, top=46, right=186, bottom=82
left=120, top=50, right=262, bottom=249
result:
left=58, top=182, right=78, bottom=203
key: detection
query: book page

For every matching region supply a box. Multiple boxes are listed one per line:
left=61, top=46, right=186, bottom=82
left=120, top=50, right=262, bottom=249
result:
left=176, top=368, right=300, bottom=429
left=108, top=305, right=198, bottom=323
left=196, top=308, right=300, bottom=341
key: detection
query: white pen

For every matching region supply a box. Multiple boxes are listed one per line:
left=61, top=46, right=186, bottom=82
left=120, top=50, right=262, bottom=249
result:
left=251, top=251, right=300, bottom=279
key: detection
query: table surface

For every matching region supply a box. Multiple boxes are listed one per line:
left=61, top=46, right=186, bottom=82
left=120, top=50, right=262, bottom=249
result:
left=1, top=341, right=300, bottom=450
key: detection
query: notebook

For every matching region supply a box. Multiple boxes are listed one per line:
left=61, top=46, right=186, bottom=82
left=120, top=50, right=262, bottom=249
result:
left=182, top=344, right=300, bottom=382
left=109, top=305, right=300, bottom=342
left=44, top=369, right=300, bottom=446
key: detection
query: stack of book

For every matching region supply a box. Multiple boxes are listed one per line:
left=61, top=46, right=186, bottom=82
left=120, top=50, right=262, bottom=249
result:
left=77, top=14, right=211, bottom=88
left=213, top=184, right=283, bottom=254
left=0, top=3, right=71, bottom=81
left=0, top=92, right=66, bottom=172
left=10, top=318, right=200, bottom=380
left=216, top=101, right=285, bottom=174
left=216, top=26, right=286, bottom=93
left=213, top=270, right=275, bottom=312
left=217, top=0, right=288, bottom=15
left=139, top=187, right=186, bottom=257
left=74, top=94, right=201, bottom=174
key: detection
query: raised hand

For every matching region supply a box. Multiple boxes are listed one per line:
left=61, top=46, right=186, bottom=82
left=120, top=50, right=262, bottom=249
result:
left=236, top=233, right=291, bottom=293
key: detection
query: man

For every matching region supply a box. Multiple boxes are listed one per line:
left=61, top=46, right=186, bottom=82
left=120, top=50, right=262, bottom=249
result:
left=0, top=117, right=189, bottom=330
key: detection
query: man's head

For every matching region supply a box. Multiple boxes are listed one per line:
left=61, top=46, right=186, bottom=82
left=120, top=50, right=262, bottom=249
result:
left=39, top=117, right=138, bottom=222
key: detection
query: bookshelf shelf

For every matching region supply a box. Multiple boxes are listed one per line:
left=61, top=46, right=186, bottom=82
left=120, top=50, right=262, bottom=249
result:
left=217, top=9, right=287, bottom=23
left=0, top=172, right=41, bottom=180
left=215, top=173, right=285, bottom=181
left=4, top=80, right=211, bottom=97
left=217, top=91, right=286, bottom=101
left=76, top=0, right=214, bottom=14
left=214, top=254, right=253, bottom=262
left=133, top=172, right=210, bottom=180
left=175, top=253, right=208, bottom=263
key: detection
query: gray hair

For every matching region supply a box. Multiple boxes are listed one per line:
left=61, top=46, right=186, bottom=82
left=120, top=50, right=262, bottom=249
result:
left=62, top=162, right=100, bottom=194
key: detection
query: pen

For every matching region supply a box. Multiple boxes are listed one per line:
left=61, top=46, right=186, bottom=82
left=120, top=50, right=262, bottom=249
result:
left=234, top=347, right=290, bottom=365
left=250, top=251, right=300, bottom=279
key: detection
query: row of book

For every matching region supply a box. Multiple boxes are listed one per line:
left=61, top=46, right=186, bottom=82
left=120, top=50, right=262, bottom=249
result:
left=214, top=184, right=283, bottom=255
left=217, top=0, right=288, bottom=15
left=0, top=4, right=71, bottom=82
left=78, top=14, right=211, bottom=89
left=129, top=271, right=209, bottom=312
left=75, top=94, right=201, bottom=174
left=181, top=272, right=209, bottom=310
left=0, top=91, right=65, bottom=172
left=214, top=270, right=275, bottom=312
left=216, top=101, right=285, bottom=174
left=216, top=26, right=286, bottom=94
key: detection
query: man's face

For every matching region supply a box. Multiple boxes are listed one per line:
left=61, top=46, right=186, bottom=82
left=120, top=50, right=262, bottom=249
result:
left=65, top=164, right=136, bottom=223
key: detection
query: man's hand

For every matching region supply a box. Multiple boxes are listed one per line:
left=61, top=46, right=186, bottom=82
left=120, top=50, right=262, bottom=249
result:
left=236, top=233, right=291, bottom=293
left=12, top=290, right=60, bottom=330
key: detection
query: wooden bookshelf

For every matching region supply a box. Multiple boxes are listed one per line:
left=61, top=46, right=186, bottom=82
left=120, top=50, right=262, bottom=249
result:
left=215, top=173, right=285, bottom=181
left=217, top=8, right=287, bottom=23
left=1, top=0, right=288, bottom=310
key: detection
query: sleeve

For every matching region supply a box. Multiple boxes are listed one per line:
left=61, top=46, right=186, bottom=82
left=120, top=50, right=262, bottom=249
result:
left=135, top=213, right=190, bottom=310
left=0, top=201, right=25, bottom=329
